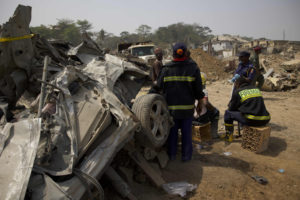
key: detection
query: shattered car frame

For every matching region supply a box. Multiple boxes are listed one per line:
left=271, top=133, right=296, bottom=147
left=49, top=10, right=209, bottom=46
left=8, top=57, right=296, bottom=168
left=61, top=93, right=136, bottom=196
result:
left=0, top=5, right=172, bottom=200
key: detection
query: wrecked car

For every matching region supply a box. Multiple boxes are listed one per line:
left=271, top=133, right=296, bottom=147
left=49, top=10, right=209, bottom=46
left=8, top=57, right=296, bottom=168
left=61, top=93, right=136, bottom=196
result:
left=0, top=5, right=172, bottom=200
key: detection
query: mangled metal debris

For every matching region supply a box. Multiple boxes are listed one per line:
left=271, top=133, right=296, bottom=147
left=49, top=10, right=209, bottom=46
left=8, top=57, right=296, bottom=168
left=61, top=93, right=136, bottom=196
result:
left=0, top=119, right=41, bottom=200
left=0, top=4, right=175, bottom=200
left=68, top=32, right=104, bottom=64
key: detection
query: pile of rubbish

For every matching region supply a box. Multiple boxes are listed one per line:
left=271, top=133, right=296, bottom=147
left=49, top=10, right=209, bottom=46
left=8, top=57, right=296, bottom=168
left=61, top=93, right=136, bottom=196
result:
left=260, top=53, right=300, bottom=91
left=0, top=5, right=197, bottom=200
left=190, top=48, right=229, bottom=81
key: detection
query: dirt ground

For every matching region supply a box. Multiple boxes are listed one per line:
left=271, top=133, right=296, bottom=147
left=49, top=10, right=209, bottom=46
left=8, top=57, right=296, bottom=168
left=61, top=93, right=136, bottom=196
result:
left=131, top=80, right=300, bottom=200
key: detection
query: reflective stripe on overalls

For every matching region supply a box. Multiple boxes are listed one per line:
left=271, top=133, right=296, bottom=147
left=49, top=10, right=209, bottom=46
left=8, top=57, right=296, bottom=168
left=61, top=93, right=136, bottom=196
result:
left=163, top=76, right=195, bottom=82
left=244, top=114, right=270, bottom=120
left=239, top=88, right=270, bottom=120
left=239, top=88, right=262, bottom=102
left=164, top=76, right=195, bottom=111
left=168, top=105, right=194, bottom=110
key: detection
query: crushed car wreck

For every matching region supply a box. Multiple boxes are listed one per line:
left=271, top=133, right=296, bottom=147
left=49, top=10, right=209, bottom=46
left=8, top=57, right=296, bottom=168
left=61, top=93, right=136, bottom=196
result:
left=0, top=5, right=174, bottom=200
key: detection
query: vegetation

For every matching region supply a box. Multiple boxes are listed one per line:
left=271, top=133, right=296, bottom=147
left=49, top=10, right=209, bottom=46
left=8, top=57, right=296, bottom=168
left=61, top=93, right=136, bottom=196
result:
left=30, top=19, right=214, bottom=50
left=31, top=19, right=93, bottom=45
left=152, top=23, right=212, bottom=48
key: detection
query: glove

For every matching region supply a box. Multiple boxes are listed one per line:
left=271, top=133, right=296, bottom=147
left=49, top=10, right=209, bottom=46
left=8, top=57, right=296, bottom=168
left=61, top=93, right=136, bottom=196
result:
left=231, top=74, right=240, bottom=83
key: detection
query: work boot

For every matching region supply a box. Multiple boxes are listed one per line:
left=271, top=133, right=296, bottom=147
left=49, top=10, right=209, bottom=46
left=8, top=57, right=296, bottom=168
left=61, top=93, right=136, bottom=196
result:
left=227, top=132, right=233, bottom=142
left=225, top=124, right=234, bottom=142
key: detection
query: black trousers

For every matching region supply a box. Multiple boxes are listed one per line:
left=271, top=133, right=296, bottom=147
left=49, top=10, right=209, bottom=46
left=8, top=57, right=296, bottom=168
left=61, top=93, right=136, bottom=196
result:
left=224, top=110, right=269, bottom=127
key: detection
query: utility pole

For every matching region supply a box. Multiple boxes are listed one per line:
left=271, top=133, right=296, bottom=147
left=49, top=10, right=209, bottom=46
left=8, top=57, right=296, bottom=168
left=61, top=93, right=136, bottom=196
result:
left=283, top=29, right=285, bottom=40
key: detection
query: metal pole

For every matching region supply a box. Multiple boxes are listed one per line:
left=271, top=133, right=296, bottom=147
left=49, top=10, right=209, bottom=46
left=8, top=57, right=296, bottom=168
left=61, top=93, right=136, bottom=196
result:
left=238, top=122, right=241, bottom=137
left=37, top=56, right=50, bottom=117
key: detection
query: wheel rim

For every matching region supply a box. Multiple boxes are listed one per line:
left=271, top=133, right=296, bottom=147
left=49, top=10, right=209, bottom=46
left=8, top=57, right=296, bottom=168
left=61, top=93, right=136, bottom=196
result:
left=149, top=100, right=169, bottom=141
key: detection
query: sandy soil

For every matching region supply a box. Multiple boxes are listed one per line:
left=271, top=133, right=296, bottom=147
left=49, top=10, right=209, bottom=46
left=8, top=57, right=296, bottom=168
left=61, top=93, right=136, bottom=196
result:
left=131, top=80, right=300, bottom=200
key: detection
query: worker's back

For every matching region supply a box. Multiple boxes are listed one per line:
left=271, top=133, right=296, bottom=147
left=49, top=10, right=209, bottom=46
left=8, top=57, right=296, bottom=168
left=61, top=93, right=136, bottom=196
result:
left=157, top=59, right=203, bottom=119
left=229, top=83, right=270, bottom=125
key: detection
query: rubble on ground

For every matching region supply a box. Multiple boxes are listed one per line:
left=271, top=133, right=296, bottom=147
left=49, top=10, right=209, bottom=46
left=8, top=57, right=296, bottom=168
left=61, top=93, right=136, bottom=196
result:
left=260, top=52, right=300, bottom=91
left=205, top=42, right=300, bottom=91
left=198, top=34, right=300, bottom=91
left=190, top=48, right=229, bottom=81
left=281, top=59, right=300, bottom=73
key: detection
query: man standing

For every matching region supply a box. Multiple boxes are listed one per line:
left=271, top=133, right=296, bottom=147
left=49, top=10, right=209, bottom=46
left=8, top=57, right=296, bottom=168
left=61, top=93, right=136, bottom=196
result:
left=230, top=51, right=256, bottom=83
left=250, top=46, right=265, bottom=89
left=155, top=43, right=205, bottom=161
left=224, top=77, right=270, bottom=142
left=151, top=47, right=163, bottom=83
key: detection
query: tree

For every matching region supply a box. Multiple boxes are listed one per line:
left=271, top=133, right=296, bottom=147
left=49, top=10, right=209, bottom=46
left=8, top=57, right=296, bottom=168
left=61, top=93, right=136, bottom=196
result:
left=51, top=19, right=82, bottom=45
left=136, top=24, right=152, bottom=39
left=77, top=20, right=92, bottom=33
left=120, top=31, right=130, bottom=38
left=120, top=31, right=132, bottom=42
left=31, top=21, right=215, bottom=51
left=30, top=25, right=52, bottom=39
left=152, top=22, right=212, bottom=47
left=95, top=29, right=107, bottom=44
left=31, top=19, right=82, bottom=45
left=95, top=29, right=120, bottom=49
left=102, top=36, right=121, bottom=50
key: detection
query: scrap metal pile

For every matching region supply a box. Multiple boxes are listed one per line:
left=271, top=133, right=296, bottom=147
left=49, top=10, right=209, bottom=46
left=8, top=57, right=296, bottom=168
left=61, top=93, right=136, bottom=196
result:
left=0, top=5, right=177, bottom=200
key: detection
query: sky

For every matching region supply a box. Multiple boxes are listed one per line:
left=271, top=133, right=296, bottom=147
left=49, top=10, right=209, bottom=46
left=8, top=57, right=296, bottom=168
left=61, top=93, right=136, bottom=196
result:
left=1, top=0, right=300, bottom=41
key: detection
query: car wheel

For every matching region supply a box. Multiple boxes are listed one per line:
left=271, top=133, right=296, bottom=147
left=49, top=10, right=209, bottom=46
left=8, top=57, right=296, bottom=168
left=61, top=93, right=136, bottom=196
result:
left=132, top=94, right=171, bottom=148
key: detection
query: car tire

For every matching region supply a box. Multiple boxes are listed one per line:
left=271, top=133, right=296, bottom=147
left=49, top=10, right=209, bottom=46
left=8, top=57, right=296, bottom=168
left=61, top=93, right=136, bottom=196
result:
left=132, top=94, right=171, bottom=148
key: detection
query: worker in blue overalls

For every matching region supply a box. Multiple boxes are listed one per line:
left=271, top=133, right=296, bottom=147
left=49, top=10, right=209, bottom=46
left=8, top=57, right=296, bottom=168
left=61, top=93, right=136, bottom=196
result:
left=153, top=43, right=205, bottom=162
left=230, top=51, right=256, bottom=84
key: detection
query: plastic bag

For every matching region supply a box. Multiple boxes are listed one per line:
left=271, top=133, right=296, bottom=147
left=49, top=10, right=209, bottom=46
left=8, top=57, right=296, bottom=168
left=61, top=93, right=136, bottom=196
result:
left=162, top=181, right=197, bottom=197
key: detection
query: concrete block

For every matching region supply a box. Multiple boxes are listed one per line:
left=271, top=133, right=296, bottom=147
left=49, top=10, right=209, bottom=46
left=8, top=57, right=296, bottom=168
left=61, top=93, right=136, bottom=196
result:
left=192, top=122, right=211, bottom=143
left=241, top=125, right=271, bottom=153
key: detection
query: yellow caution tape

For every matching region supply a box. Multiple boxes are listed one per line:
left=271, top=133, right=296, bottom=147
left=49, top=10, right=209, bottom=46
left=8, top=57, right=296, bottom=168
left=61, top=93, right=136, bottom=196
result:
left=0, top=34, right=34, bottom=42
